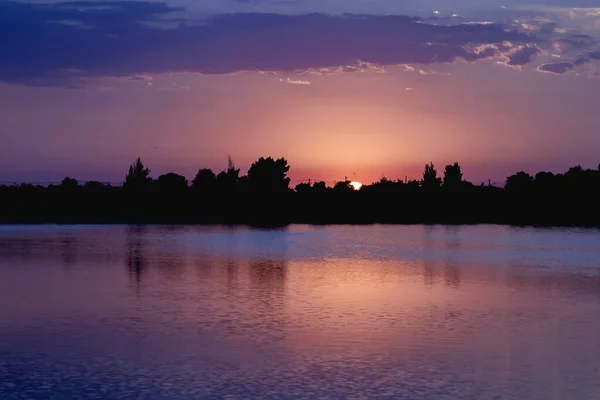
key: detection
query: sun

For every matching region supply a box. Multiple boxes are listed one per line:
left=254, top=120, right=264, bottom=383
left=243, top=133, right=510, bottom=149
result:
left=350, top=181, right=363, bottom=190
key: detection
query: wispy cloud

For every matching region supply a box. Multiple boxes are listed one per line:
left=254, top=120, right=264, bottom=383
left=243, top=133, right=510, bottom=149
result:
left=130, top=74, right=154, bottom=86
left=47, top=19, right=94, bottom=29
left=401, top=64, right=432, bottom=75
left=296, top=61, right=385, bottom=76
left=279, top=77, right=311, bottom=85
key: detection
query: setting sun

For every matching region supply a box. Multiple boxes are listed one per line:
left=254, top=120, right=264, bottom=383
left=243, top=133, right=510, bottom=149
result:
left=350, top=181, right=363, bottom=190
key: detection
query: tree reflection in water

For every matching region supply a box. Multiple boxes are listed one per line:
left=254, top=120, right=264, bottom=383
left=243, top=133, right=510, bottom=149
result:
left=443, top=226, right=461, bottom=288
left=126, top=225, right=147, bottom=288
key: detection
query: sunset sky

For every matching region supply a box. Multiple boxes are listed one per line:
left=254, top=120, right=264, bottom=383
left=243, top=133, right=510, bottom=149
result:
left=1, top=0, right=599, bottom=185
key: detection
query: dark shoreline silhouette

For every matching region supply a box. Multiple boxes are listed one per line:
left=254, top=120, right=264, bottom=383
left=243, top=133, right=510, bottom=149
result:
left=1, top=157, right=599, bottom=228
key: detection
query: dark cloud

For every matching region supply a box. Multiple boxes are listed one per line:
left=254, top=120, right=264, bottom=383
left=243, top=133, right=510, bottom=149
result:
left=553, top=38, right=586, bottom=53
left=504, top=45, right=542, bottom=67
left=0, top=1, right=533, bottom=86
left=552, top=34, right=598, bottom=54
left=575, top=50, right=600, bottom=66
left=537, top=62, right=575, bottom=75
left=535, top=46, right=599, bottom=75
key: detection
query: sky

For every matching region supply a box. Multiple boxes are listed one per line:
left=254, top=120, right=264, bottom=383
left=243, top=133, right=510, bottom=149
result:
left=1, top=0, right=599, bottom=185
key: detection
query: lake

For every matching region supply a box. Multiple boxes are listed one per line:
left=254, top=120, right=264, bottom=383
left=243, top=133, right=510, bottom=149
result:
left=1, top=224, right=599, bottom=399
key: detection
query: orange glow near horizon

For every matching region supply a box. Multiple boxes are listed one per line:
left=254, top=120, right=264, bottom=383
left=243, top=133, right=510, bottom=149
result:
left=3, top=65, right=600, bottom=185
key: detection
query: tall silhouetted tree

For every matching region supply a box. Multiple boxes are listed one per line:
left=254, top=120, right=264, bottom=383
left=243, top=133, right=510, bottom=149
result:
left=192, top=168, right=216, bottom=191
left=215, top=156, right=240, bottom=192
left=247, top=157, right=291, bottom=192
left=156, top=173, right=188, bottom=193
left=443, top=162, right=463, bottom=189
left=421, top=162, right=441, bottom=189
left=124, top=157, right=152, bottom=190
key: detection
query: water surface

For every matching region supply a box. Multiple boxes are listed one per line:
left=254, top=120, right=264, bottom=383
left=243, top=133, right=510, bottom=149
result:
left=1, top=224, right=600, bottom=399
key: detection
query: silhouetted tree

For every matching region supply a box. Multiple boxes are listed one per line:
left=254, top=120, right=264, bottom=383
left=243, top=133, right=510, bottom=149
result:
left=3, top=157, right=600, bottom=227
left=535, top=171, right=554, bottom=181
left=312, top=181, right=329, bottom=193
left=333, top=180, right=354, bottom=193
left=124, top=157, right=152, bottom=190
left=565, top=166, right=584, bottom=185
left=421, top=162, right=441, bottom=189
left=236, top=175, right=251, bottom=192
left=83, top=181, right=107, bottom=191
left=295, top=182, right=312, bottom=193
left=156, top=173, right=188, bottom=193
left=215, top=156, right=240, bottom=192
left=60, top=177, right=79, bottom=190
left=505, top=171, right=533, bottom=192
left=564, top=165, right=598, bottom=193
left=247, top=157, right=291, bottom=192
left=534, top=171, right=554, bottom=192
left=82, top=181, right=112, bottom=197
left=192, top=168, right=216, bottom=191
left=407, top=180, right=420, bottom=191
left=443, top=162, right=463, bottom=189
left=361, top=177, right=406, bottom=193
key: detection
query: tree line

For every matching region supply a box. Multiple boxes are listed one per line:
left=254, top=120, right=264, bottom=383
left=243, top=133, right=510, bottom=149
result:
left=1, top=157, right=599, bottom=226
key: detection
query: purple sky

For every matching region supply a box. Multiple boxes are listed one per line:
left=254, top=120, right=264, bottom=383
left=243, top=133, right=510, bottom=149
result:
left=1, top=0, right=599, bottom=185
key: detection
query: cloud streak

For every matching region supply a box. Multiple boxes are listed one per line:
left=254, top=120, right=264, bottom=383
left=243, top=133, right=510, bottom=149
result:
left=0, top=1, right=535, bottom=86
left=279, top=77, right=311, bottom=85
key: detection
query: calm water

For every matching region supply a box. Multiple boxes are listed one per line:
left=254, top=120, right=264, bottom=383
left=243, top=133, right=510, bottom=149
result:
left=1, top=224, right=600, bottom=399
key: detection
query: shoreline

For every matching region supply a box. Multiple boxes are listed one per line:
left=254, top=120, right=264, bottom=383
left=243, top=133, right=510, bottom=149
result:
left=1, top=219, right=599, bottom=229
